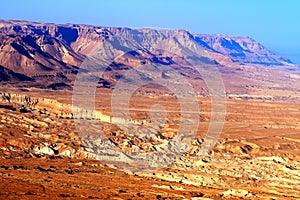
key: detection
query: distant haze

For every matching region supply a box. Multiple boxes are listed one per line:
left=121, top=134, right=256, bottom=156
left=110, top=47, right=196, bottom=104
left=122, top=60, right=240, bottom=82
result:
left=271, top=47, right=300, bottom=66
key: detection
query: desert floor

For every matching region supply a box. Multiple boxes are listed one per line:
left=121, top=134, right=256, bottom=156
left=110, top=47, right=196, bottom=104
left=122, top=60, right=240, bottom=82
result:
left=0, top=87, right=299, bottom=199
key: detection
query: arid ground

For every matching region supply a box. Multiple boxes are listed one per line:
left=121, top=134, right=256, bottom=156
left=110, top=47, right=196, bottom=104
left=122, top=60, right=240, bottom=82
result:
left=0, top=87, right=299, bottom=199
left=0, top=20, right=300, bottom=199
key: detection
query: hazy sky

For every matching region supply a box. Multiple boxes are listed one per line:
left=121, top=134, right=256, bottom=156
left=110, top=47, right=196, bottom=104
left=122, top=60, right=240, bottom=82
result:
left=1, top=0, right=300, bottom=64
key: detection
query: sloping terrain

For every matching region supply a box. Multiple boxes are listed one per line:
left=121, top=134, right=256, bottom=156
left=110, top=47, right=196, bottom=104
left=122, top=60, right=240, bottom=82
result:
left=196, top=34, right=292, bottom=65
left=0, top=65, right=33, bottom=82
left=0, top=20, right=299, bottom=95
left=1, top=20, right=300, bottom=199
left=0, top=90, right=300, bottom=199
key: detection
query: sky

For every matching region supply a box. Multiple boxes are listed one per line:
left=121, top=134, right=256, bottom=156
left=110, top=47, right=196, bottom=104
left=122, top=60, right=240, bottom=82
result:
left=1, top=0, right=300, bottom=64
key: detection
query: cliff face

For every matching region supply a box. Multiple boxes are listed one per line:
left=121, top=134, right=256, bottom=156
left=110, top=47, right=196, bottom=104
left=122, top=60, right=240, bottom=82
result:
left=0, top=20, right=296, bottom=89
left=195, top=34, right=292, bottom=65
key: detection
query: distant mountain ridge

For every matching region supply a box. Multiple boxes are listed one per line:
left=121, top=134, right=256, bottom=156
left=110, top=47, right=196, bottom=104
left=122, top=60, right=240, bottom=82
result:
left=0, top=19, right=296, bottom=90
left=194, top=34, right=292, bottom=65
